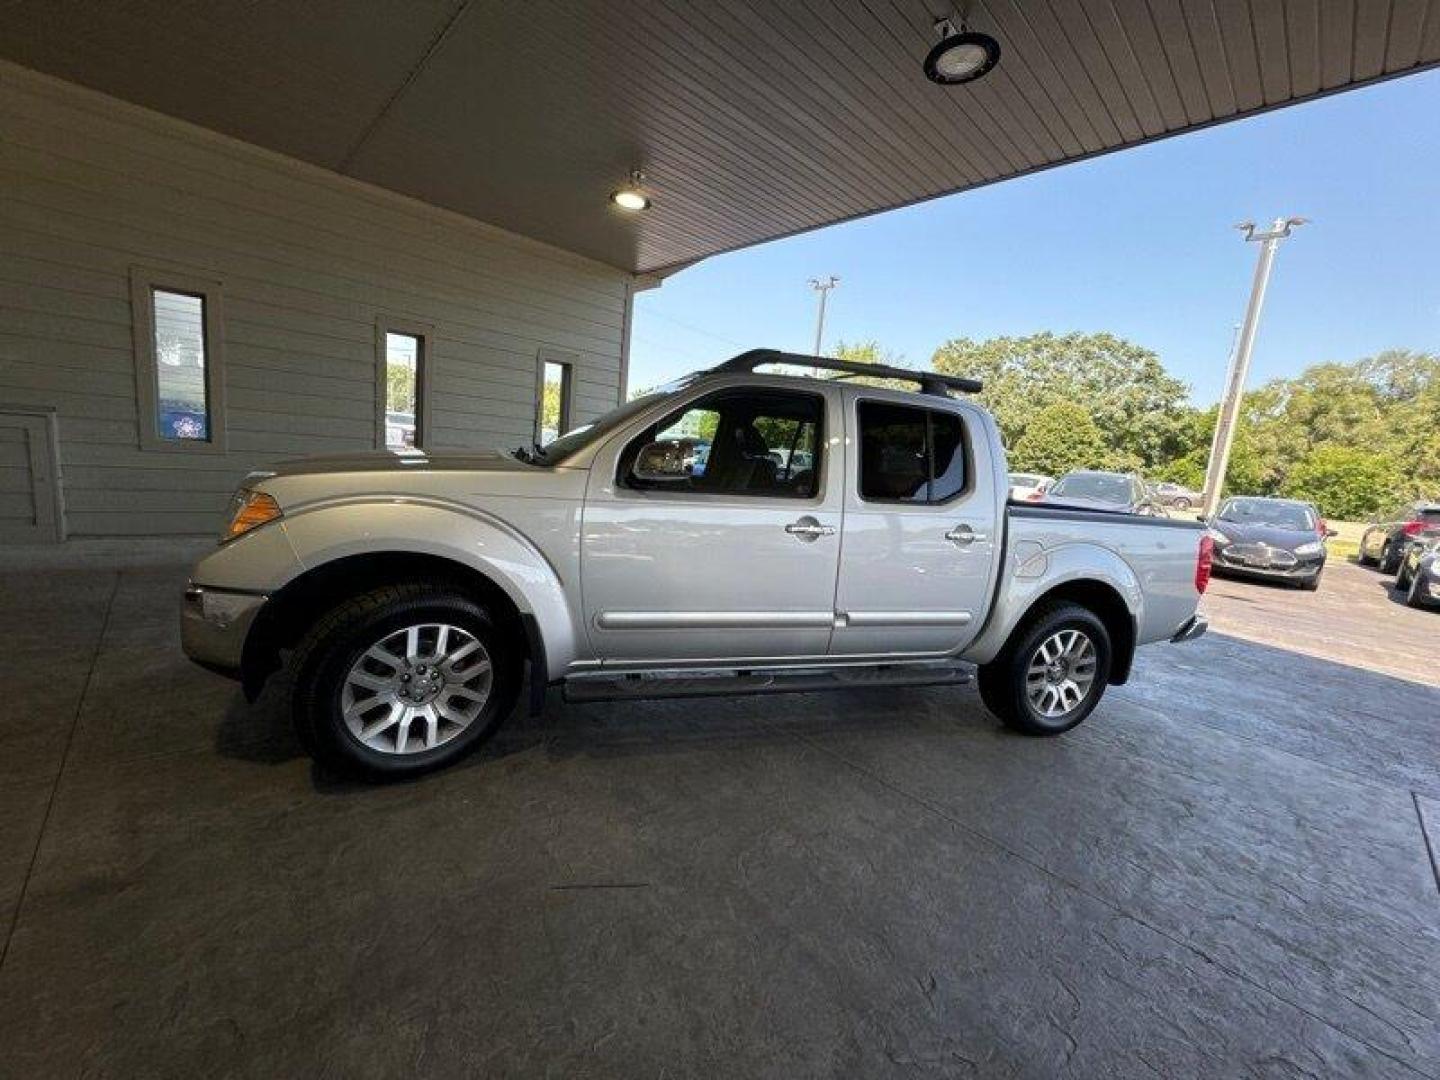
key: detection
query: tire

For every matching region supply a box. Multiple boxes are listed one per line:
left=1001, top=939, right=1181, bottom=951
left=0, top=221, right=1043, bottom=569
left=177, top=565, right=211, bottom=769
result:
left=1299, top=570, right=1321, bottom=592
left=1356, top=533, right=1377, bottom=567
left=1173, top=497, right=1191, bottom=511
left=1406, top=571, right=1430, bottom=609
left=977, top=602, right=1112, bottom=736
left=1396, top=561, right=1412, bottom=591
left=1379, top=540, right=1401, bottom=576
left=290, top=581, right=521, bottom=779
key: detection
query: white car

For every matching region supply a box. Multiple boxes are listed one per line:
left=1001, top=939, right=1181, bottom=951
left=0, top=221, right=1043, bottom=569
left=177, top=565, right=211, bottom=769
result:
left=183, top=349, right=1210, bottom=778
left=1008, top=472, right=1052, bottom=501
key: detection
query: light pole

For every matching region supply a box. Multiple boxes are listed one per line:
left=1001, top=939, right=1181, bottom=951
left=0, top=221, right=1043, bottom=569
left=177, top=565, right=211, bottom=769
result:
left=1200, top=217, right=1307, bottom=519
left=808, top=276, right=839, bottom=369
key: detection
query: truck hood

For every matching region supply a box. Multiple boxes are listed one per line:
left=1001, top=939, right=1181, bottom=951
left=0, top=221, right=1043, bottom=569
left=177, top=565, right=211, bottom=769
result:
left=262, top=449, right=549, bottom=478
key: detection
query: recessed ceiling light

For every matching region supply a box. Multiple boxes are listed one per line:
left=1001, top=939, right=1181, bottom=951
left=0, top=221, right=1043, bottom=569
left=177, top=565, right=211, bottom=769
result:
left=923, top=19, right=1000, bottom=85
left=611, top=169, right=651, bottom=212
left=610, top=189, right=650, bottom=211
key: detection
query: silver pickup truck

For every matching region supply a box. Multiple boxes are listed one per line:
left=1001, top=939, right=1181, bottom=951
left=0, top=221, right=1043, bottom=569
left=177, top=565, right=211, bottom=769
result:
left=183, top=349, right=1210, bottom=778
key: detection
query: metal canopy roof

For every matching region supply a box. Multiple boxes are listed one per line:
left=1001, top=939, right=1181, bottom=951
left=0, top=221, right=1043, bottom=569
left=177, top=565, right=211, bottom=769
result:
left=3, top=1, right=1436, bottom=275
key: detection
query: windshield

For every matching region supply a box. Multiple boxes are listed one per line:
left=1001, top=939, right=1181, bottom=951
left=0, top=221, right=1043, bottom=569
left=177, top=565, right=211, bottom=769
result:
left=1217, top=498, right=1316, bottom=531
left=523, top=376, right=697, bottom=464
left=1050, top=473, right=1132, bottom=504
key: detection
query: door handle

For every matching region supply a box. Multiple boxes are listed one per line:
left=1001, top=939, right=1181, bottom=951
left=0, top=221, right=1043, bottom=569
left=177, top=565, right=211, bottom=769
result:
left=785, top=516, right=836, bottom=542
left=945, top=525, right=987, bottom=546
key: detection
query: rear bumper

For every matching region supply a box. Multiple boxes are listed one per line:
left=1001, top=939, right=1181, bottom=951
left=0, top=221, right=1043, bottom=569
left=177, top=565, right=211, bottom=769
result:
left=181, top=582, right=267, bottom=676
left=1170, top=613, right=1208, bottom=644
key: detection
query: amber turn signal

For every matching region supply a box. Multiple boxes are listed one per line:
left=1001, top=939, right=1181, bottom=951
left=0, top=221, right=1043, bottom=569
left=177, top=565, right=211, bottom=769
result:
left=224, top=489, right=282, bottom=542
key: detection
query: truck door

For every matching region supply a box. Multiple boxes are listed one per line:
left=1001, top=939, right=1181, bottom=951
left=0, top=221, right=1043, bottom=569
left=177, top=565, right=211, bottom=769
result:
left=831, top=393, right=1000, bottom=656
left=581, top=382, right=844, bottom=663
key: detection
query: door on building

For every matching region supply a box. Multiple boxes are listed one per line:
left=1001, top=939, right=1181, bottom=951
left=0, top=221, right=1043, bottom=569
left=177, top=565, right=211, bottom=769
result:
left=0, top=408, right=64, bottom=543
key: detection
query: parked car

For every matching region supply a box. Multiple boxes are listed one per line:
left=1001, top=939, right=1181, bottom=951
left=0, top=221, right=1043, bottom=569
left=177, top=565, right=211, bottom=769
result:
left=1205, top=496, right=1332, bottom=590
left=1149, top=481, right=1205, bottom=511
left=1394, top=528, right=1440, bottom=610
left=1007, top=472, right=1052, bottom=501
left=182, top=348, right=1211, bottom=779
left=1358, top=502, right=1440, bottom=574
left=1040, top=471, right=1163, bottom=515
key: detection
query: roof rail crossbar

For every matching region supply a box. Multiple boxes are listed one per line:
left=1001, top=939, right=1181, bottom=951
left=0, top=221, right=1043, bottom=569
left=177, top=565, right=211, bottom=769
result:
left=712, top=349, right=983, bottom=396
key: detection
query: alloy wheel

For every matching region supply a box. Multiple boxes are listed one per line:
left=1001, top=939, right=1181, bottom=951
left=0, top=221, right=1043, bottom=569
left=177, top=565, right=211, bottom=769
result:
left=340, top=623, right=492, bottom=755
left=1025, top=628, right=1097, bottom=718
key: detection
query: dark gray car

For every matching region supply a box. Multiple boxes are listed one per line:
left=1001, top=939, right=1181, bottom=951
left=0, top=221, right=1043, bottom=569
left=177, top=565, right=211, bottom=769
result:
left=1394, top=528, right=1440, bottom=610
left=1041, top=471, right=1162, bottom=515
left=1206, top=497, right=1330, bottom=590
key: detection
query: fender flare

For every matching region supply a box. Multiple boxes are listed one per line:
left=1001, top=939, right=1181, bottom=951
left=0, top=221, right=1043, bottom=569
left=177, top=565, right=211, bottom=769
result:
left=274, top=497, right=580, bottom=678
left=963, top=542, right=1142, bottom=670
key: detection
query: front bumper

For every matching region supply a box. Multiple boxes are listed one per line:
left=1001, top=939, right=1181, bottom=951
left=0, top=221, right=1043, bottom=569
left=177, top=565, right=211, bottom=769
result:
left=1212, top=549, right=1324, bottom=582
left=181, top=582, right=267, bottom=675
left=1170, top=613, right=1208, bottom=644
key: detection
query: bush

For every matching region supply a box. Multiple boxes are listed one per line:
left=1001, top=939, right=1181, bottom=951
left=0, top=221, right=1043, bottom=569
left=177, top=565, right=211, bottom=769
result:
left=1282, top=446, right=1400, bottom=519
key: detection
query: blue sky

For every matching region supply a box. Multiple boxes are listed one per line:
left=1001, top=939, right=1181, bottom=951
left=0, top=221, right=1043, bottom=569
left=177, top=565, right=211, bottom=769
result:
left=630, top=68, right=1440, bottom=406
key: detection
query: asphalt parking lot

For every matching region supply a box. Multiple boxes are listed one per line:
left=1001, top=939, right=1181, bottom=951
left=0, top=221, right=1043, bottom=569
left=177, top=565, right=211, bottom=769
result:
left=1, top=552, right=1437, bottom=1078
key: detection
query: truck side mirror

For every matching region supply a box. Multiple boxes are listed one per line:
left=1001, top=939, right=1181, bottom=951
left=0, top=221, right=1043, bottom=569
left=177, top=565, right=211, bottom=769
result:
left=632, top=438, right=698, bottom=483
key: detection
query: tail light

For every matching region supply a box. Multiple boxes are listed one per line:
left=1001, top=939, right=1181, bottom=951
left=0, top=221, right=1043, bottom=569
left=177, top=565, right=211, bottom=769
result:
left=1402, top=521, right=1428, bottom=536
left=1195, top=534, right=1214, bottom=593
left=1025, top=490, right=1044, bottom=501
left=1317, top=518, right=1328, bottom=536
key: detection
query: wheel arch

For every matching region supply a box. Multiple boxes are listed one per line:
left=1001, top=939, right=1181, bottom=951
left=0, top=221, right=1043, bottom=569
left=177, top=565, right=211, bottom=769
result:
left=242, top=550, right=539, bottom=699
left=1025, top=579, right=1137, bottom=684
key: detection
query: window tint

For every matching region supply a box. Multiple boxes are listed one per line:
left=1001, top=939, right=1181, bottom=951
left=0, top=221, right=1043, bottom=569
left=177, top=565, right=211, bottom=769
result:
left=858, top=402, right=968, bottom=504
left=625, top=388, right=822, bottom=499
left=930, top=411, right=966, bottom=502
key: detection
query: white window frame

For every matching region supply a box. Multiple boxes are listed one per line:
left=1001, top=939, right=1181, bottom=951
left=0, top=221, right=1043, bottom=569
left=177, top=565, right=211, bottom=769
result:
left=375, top=318, right=434, bottom=450
left=534, top=348, right=577, bottom=444
left=130, top=267, right=226, bottom=453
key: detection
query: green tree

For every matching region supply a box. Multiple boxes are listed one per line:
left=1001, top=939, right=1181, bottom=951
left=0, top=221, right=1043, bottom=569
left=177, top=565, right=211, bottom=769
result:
left=932, top=332, right=1190, bottom=469
left=1282, top=446, right=1401, bottom=519
left=831, top=340, right=909, bottom=389
left=1010, top=402, right=1108, bottom=476
left=386, top=363, right=416, bottom=414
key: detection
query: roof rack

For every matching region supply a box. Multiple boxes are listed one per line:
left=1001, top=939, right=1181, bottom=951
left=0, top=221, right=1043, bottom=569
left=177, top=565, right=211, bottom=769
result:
left=712, top=348, right=983, bottom=396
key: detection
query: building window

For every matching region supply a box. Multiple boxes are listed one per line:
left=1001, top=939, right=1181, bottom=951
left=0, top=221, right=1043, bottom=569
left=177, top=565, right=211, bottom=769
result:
left=375, top=321, right=432, bottom=450
left=535, top=351, right=574, bottom=446
left=130, top=268, right=226, bottom=452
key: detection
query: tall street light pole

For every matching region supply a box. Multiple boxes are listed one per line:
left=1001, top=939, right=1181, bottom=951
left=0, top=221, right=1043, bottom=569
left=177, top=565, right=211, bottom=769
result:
left=1200, top=217, right=1307, bottom=519
left=808, top=276, right=839, bottom=371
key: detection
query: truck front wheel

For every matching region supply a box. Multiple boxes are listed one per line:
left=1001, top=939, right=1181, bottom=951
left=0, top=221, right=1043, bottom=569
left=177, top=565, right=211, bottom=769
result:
left=977, top=602, right=1112, bottom=736
left=290, top=582, right=521, bottom=779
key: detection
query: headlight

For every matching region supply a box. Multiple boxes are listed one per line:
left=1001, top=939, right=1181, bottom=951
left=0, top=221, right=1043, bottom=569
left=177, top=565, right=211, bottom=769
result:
left=223, top=488, right=282, bottom=542
left=1205, top=527, right=1230, bottom=545
left=1293, top=540, right=1324, bottom=556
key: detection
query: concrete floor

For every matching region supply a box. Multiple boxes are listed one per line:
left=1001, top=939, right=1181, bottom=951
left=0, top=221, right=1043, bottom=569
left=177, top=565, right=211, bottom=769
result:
left=1, top=554, right=1437, bottom=1078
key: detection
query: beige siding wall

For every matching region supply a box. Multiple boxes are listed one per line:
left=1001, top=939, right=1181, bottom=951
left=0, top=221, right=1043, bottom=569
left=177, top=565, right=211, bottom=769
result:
left=0, top=62, right=632, bottom=537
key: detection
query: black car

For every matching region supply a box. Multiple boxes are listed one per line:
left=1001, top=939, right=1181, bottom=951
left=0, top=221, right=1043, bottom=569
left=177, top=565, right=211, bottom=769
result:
left=1358, top=502, right=1440, bottom=574
left=1394, top=528, right=1440, bottom=610
left=1206, top=497, right=1331, bottom=590
left=1041, top=471, right=1163, bottom=515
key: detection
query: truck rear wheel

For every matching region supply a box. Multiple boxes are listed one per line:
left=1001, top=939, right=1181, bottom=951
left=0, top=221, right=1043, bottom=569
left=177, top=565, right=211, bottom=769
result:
left=290, top=582, right=521, bottom=779
left=977, top=602, right=1112, bottom=736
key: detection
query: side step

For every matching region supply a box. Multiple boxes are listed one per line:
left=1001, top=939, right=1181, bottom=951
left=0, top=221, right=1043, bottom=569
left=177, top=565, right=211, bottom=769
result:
left=563, top=663, right=971, bottom=704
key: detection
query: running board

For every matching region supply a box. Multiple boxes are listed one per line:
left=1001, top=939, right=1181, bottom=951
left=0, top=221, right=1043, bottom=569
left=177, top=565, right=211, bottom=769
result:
left=563, top=663, right=971, bottom=704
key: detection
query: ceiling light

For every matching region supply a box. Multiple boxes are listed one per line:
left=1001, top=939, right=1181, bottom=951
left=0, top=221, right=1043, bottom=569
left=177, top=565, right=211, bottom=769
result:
left=923, top=19, right=1000, bottom=85
left=610, top=189, right=650, bottom=211
left=610, top=169, right=651, bottom=212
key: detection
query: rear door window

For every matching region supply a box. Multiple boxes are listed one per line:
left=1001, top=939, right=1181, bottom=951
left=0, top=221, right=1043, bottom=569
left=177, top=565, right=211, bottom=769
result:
left=858, top=402, right=968, bottom=504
